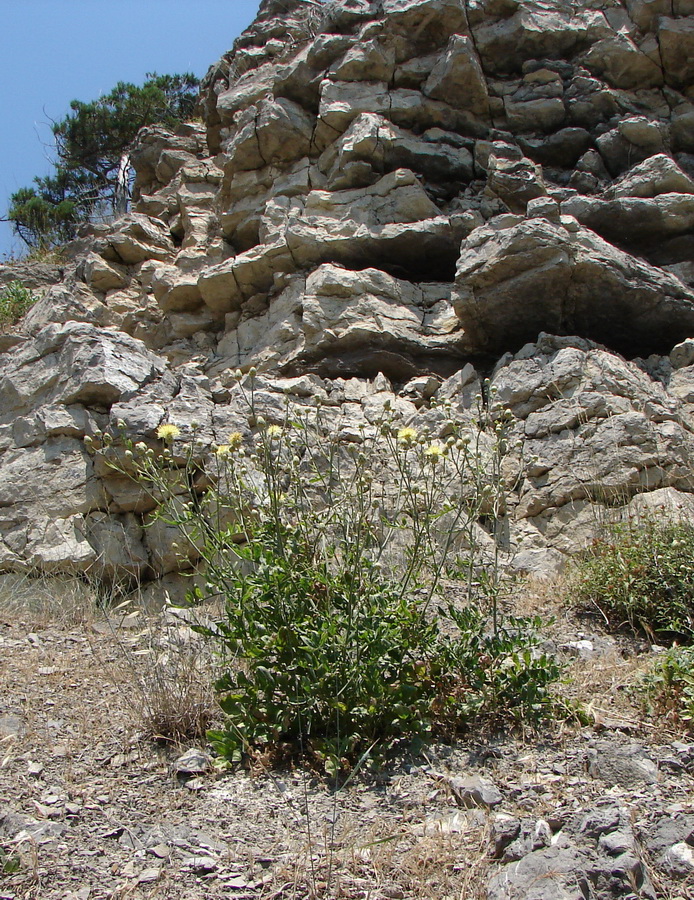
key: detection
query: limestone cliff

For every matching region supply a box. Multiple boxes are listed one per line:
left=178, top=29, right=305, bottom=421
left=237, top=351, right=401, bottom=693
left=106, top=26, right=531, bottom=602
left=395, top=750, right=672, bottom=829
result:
left=2, top=0, right=694, bottom=580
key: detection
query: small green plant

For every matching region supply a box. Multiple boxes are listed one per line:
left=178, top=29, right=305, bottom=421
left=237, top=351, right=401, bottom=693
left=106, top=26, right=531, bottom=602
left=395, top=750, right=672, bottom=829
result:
left=0, top=281, right=36, bottom=326
left=90, top=372, right=561, bottom=770
left=0, top=845, right=21, bottom=875
left=573, top=517, right=694, bottom=641
left=640, top=645, right=694, bottom=732
left=436, top=607, right=561, bottom=728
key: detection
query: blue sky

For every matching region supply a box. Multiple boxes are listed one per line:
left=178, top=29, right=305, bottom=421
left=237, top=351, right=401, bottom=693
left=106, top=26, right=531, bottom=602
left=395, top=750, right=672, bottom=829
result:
left=0, top=0, right=260, bottom=258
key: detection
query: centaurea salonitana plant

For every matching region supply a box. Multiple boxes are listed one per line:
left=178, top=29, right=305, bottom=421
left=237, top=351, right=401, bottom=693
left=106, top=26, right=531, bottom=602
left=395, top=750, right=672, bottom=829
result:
left=89, top=370, right=559, bottom=771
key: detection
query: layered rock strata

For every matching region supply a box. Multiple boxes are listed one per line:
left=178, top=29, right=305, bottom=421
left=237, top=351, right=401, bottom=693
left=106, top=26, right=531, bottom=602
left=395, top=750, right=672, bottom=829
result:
left=1, top=0, right=694, bottom=579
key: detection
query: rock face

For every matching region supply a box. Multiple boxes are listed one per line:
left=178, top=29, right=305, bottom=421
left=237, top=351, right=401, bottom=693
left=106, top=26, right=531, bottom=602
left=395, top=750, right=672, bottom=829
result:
left=1, top=0, right=694, bottom=579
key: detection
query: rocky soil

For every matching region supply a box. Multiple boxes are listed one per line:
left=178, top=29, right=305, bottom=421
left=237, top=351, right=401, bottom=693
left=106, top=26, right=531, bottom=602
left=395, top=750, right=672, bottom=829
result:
left=2, top=578, right=694, bottom=900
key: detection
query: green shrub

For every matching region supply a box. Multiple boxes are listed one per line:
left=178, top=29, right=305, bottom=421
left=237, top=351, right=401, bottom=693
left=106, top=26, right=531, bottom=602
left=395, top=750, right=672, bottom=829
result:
left=193, top=533, right=559, bottom=769
left=92, top=373, right=562, bottom=770
left=574, top=517, right=694, bottom=641
left=641, top=645, right=694, bottom=732
left=0, top=281, right=36, bottom=326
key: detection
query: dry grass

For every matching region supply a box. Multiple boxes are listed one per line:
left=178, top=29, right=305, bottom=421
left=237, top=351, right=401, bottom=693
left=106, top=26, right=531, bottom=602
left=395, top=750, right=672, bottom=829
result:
left=509, top=573, right=668, bottom=736
left=0, top=572, right=220, bottom=745
left=91, top=598, right=221, bottom=744
left=0, top=572, right=98, bottom=628
left=510, top=573, right=576, bottom=622
left=262, top=814, right=491, bottom=899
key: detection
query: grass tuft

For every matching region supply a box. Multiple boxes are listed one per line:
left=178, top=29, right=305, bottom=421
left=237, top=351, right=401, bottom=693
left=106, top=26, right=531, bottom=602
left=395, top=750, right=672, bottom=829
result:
left=0, top=280, right=37, bottom=327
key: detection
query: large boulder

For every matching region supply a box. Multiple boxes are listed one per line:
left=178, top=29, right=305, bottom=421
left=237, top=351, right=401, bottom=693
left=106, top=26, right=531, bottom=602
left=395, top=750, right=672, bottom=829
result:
left=453, top=216, right=694, bottom=357
left=216, top=263, right=469, bottom=378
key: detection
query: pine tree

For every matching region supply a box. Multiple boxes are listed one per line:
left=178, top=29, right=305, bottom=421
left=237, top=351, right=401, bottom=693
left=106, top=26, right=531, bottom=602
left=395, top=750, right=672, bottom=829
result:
left=7, top=72, right=199, bottom=249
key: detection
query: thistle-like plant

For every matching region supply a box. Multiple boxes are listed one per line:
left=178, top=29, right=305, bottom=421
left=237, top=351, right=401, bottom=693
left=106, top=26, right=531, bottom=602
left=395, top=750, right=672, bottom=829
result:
left=89, top=371, right=560, bottom=770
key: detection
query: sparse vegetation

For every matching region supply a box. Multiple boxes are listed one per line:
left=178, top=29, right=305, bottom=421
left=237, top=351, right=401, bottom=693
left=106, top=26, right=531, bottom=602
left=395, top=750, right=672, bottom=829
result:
left=0, top=280, right=36, bottom=326
left=0, top=846, right=21, bottom=875
left=641, top=645, right=694, bottom=733
left=573, top=516, right=694, bottom=641
left=97, top=599, right=219, bottom=744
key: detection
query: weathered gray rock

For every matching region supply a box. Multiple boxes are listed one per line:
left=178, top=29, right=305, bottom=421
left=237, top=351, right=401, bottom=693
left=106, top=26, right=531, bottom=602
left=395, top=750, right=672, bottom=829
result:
left=216, top=263, right=468, bottom=378
left=423, top=34, right=490, bottom=117
left=0, top=260, right=64, bottom=293
left=645, top=813, right=694, bottom=874
left=319, top=113, right=475, bottom=187
left=658, top=16, right=694, bottom=88
left=560, top=192, right=694, bottom=263
left=473, top=1, right=608, bottom=74
left=595, top=116, right=667, bottom=177
left=0, top=322, right=166, bottom=414
left=222, top=97, right=315, bottom=176
left=453, top=217, right=694, bottom=357
left=82, top=253, right=129, bottom=293
left=671, top=337, right=694, bottom=369
left=587, top=742, right=659, bottom=788
left=0, top=715, right=25, bottom=738
left=486, top=335, right=694, bottom=555
left=664, top=842, right=694, bottom=874
left=151, top=265, right=204, bottom=313
left=580, top=32, right=663, bottom=89
left=485, top=147, right=547, bottom=211
left=489, top=800, right=656, bottom=900
left=130, top=123, right=206, bottom=198
left=198, top=240, right=295, bottom=314
left=85, top=511, right=148, bottom=581
left=175, top=748, right=212, bottom=775
left=3, top=0, right=694, bottom=585
left=220, top=158, right=314, bottom=247
left=487, top=846, right=594, bottom=900
left=607, top=154, right=694, bottom=199
left=328, top=38, right=395, bottom=83
left=449, top=774, right=503, bottom=809
left=493, top=817, right=552, bottom=863
left=102, top=214, right=175, bottom=265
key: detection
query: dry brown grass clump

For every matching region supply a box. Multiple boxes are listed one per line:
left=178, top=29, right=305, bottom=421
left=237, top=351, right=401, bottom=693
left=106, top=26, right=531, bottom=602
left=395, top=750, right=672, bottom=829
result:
left=93, top=598, right=221, bottom=744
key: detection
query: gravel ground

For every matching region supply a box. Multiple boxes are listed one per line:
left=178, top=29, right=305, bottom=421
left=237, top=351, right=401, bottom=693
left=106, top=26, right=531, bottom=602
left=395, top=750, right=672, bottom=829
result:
left=1, top=580, right=694, bottom=900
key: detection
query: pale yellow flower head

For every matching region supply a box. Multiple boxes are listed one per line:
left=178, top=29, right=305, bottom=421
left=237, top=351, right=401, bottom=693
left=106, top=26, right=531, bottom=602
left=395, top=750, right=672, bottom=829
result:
left=215, top=444, right=231, bottom=457
left=156, top=423, right=181, bottom=442
left=397, top=426, right=418, bottom=445
left=424, top=442, right=444, bottom=462
left=267, top=424, right=283, bottom=439
left=228, top=431, right=244, bottom=449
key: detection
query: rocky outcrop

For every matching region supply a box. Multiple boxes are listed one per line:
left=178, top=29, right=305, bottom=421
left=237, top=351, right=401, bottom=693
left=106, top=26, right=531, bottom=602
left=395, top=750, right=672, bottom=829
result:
left=453, top=215, right=694, bottom=357
left=1, top=0, right=694, bottom=581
